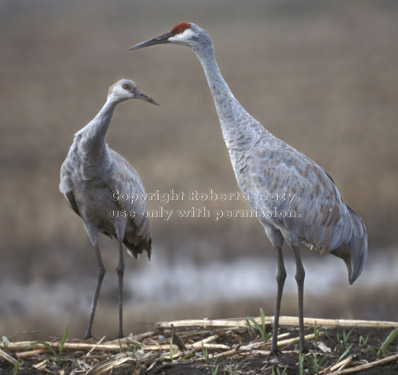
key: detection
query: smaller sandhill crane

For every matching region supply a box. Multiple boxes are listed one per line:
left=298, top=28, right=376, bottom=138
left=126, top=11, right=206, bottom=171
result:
left=59, top=79, right=158, bottom=338
left=130, top=23, right=368, bottom=353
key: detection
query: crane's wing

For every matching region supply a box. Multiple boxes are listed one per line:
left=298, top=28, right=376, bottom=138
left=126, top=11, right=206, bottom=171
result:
left=60, top=145, right=81, bottom=217
left=105, top=149, right=152, bottom=259
left=246, top=138, right=367, bottom=282
left=64, top=191, right=80, bottom=216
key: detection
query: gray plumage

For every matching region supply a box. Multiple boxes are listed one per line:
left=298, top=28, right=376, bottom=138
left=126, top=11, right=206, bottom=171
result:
left=130, top=23, right=368, bottom=353
left=60, top=78, right=158, bottom=338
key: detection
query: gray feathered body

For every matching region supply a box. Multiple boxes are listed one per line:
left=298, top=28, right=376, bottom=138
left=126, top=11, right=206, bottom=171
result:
left=59, top=101, right=151, bottom=259
left=192, top=26, right=367, bottom=284
left=223, top=112, right=366, bottom=284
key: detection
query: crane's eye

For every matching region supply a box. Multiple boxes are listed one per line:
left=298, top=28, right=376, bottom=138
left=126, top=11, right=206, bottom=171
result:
left=122, top=84, right=130, bottom=90
left=171, top=23, right=191, bottom=36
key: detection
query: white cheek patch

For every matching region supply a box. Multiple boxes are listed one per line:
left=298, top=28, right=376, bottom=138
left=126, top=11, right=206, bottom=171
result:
left=170, top=28, right=195, bottom=43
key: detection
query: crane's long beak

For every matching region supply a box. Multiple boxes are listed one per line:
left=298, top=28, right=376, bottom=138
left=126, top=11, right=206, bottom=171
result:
left=129, top=32, right=172, bottom=50
left=134, top=88, right=159, bottom=106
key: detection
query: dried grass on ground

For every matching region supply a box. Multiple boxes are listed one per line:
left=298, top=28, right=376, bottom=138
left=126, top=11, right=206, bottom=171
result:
left=1, top=317, right=397, bottom=375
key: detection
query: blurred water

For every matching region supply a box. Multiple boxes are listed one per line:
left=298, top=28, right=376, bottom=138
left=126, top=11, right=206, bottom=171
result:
left=1, top=247, right=396, bottom=317
left=126, top=246, right=397, bottom=303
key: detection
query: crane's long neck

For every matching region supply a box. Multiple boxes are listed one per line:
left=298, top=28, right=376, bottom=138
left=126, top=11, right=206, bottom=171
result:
left=193, top=42, right=263, bottom=150
left=76, top=99, right=116, bottom=161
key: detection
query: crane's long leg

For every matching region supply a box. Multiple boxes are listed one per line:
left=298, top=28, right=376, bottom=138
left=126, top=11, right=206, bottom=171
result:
left=271, top=246, right=286, bottom=355
left=114, top=219, right=126, bottom=339
left=116, top=238, right=125, bottom=338
left=85, top=243, right=105, bottom=339
left=293, top=246, right=306, bottom=352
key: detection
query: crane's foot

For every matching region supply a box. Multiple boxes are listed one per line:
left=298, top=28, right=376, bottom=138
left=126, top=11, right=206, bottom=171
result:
left=270, top=344, right=281, bottom=356
left=298, top=340, right=309, bottom=353
left=84, top=327, right=93, bottom=340
left=117, top=330, right=124, bottom=339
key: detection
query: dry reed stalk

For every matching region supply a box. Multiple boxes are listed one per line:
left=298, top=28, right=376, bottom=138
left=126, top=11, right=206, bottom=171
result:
left=328, top=353, right=398, bottom=375
left=156, top=316, right=398, bottom=329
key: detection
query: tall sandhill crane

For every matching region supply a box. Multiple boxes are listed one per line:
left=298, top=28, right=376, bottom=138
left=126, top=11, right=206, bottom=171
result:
left=130, top=23, right=368, bottom=353
left=60, top=79, right=158, bottom=339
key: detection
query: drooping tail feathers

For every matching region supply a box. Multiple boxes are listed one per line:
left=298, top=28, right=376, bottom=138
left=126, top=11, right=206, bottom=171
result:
left=124, top=238, right=152, bottom=260
left=331, top=205, right=368, bottom=284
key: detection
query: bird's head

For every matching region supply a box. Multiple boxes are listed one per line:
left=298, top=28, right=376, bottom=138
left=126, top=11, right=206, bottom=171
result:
left=107, top=79, right=159, bottom=106
left=129, top=22, right=212, bottom=52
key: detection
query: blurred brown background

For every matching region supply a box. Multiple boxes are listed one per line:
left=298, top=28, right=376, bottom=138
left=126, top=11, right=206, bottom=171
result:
left=0, top=0, right=397, bottom=340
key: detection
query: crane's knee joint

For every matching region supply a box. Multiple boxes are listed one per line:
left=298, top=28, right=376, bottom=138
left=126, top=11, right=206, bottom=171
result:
left=97, top=268, right=105, bottom=278
left=276, top=270, right=287, bottom=284
left=96, top=263, right=105, bottom=277
left=116, top=263, right=125, bottom=275
left=295, top=269, right=305, bottom=283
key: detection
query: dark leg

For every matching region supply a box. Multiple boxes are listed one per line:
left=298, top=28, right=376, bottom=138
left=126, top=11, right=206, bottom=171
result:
left=116, top=238, right=125, bottom=338
left=85, top=243, right=105, bottom=339
left=293, top=246, right=306, bottom=352
left=271, top=246, right=286, bottom=355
